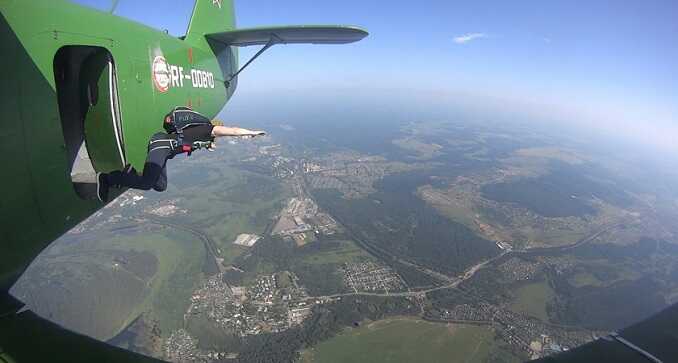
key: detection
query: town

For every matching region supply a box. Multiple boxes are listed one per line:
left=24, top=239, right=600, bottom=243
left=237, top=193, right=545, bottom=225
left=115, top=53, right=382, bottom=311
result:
left=341, top=261, right=406, bottom=293
left=184, top=272, right=314, bottom=337
left=428, top=301, right=594, bottom=359
left=164, top=271, right=316, bottom=361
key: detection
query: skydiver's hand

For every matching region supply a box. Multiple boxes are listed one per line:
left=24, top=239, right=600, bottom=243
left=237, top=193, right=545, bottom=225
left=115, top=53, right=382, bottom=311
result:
left=212, top=126, right=266, bottom=138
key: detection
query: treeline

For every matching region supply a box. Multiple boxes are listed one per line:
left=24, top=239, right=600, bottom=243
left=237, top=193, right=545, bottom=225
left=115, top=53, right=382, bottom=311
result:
left=311, top=174, right=500, bottom=279
left=546, top=262, right=667, bottom=331
left=481, top=160, right=632, bottom=218
left=390, top=260, right=440, bottom=288
left=233, top=237, right=354, bottom=296
left=429, top=267, right=512, bottom=308
left=544, top=238, right=677, bottom=331
left=481, top=179, right=596, bottom=218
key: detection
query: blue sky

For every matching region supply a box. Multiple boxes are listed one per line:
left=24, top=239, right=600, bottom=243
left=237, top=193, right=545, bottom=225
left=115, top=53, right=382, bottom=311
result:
left=74, top=0, right=677, bottom=152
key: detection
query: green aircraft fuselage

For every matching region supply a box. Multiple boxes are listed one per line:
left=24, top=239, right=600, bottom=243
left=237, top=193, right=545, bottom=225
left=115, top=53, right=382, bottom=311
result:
left=0, top=0, right=238, bottom=296
left=4, top=3, right=678, bottom=363
left=0, top=0, right=367, bottom=303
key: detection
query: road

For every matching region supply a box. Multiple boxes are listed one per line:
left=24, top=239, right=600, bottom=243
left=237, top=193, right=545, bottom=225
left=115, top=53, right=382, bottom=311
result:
left=303, top=223, right=618, bottom=301
left=511, top=223, right=620, bottom=255
left=298, top=163, right=620, bottom=299
left=305, top=249, right=510, bottom=300
left=142, top=168, right=618, bottom=303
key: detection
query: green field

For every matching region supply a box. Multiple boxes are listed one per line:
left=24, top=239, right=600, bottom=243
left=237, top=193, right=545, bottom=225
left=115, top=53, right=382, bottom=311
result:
left=303, top=318, right=519, bottom=363
left=568, top=272, right=603, bottom=288
left=298, top=240, right=372, bottom=265
left=291, top=240, right=374, bottom=295
left=233, top=238, right=374, bottom=295
left=16, top=226, right=207, bottom=341
left=97, top=229, right=207, bottom=338
left=509, top=280, right=555, bottom=321
left=525, top=227, right=590, bottom=248
left=118, top=160, right=287, bottom=336
left=169, top=163, right=291, bottom=265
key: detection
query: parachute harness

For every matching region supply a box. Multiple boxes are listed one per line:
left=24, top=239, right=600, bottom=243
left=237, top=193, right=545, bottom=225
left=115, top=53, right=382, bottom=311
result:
left=163, top=106, right=215, bottom=156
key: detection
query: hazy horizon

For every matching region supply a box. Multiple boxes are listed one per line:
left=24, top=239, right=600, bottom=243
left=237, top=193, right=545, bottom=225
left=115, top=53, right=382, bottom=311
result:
left=73, top=0, right=677, bottom=158
left=220, top=88, right=678, bottom=164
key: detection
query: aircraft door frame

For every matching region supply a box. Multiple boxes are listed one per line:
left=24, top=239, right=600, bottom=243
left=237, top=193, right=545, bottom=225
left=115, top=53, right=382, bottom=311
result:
left=81, top=50, right=126, bottom=172
left=54, top=45, right=127, bottom=199
left=107, top=56, right=126, bottom=167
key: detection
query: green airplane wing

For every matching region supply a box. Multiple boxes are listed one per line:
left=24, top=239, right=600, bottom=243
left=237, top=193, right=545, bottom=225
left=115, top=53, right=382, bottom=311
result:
left=206, top=25, right=368, bottom=46
left=532, top=302, right=678, bottom=362
left=0, top=300, right=162, bottom=363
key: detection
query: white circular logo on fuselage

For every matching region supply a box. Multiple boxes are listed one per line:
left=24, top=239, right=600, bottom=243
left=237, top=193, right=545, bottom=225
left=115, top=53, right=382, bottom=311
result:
left=152, top=56, right=171, bottom=93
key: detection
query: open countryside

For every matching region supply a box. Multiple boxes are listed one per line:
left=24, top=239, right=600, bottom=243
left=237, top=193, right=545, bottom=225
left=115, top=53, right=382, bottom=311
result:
left=302, top=318, right=518, bottom=363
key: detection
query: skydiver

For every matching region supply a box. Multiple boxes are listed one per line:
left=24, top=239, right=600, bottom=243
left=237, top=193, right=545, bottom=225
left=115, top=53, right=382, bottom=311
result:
left=96, top=107, right=265, bottom=202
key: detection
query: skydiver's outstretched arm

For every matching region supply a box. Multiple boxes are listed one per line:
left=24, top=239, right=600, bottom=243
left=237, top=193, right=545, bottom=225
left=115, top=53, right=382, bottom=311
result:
left=212, top=125, right=266, bottom=138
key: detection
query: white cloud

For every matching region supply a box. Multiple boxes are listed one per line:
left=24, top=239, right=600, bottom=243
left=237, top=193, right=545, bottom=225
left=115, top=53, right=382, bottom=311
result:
left=453, top=33, right=488, bottom=44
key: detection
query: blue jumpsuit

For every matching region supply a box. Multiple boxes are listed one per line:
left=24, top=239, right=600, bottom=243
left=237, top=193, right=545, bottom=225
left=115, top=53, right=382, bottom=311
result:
left=105, top=124, right=213, bottom=191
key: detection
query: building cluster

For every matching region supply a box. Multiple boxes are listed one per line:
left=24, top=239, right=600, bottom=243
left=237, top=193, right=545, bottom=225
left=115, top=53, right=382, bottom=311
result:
left=185, top=274, right=235, bottom=326
left=490, top=305, right=587, bottom=358
left=312, top=212, right=339, bottom=235
left=270, top=156, right=296, bottom=179
left=164, top=329, right=198, bottom=362
left=528, top=334, right=568, bottom=360
left=272, top=197, right=340, bottom=242
left=234, top=142, right=295, bottom=179
left=164, top=329, right=232, bottom=363
left=164, top=272, right=317, bottom=362
left=341, top=261, right=406, bottom=293
left=303, top=152, right=417, bottom=199
left=436, top=303, right=494, bottom=322
left=497, top=258, right=540, bottom=281
left=430, top=302, right=591, bottom=358
left=258, top=144, right=282, bottom=156
left=116, top=191, right=145, bottom=207
left=306, top=162, right=385, bottom=198
left=232, top=233, right=261, bottom=247
left=183, top=273, right=314, bottom=338
left=495, top=241, right=513, bottom=250
left=302, top=161, right=322, bottom=173
left=272, top=198, right=314, bottom=236
left=145, top=199, right=187, bottom=217
left=541, top=257, right=577, bottom=275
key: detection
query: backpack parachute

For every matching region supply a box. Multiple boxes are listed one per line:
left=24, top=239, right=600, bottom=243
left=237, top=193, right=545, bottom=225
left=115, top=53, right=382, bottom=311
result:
left=163, top=106, right=214, bottom=155
left=163, top=106, right=213, bottom=133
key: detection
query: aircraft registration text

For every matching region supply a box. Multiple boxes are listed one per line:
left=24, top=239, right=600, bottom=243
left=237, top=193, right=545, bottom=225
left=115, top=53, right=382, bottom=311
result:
left=152, top=55, right=216, bottom=93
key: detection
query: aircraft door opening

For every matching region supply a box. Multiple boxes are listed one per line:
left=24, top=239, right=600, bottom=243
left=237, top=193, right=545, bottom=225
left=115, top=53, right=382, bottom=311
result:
left=81, top=51, right=125, bottom=173
left=54, top=46, right=126, bottom=199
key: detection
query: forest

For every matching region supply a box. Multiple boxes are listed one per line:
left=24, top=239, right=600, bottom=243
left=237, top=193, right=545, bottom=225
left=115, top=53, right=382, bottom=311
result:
left=312, top=171, right=500, bottom=279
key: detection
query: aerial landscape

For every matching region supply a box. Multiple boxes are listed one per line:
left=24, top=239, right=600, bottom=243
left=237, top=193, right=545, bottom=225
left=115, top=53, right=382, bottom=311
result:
left=13, top=100, right=678, bottom=362
left=3, top=0, right=676, bottom=362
